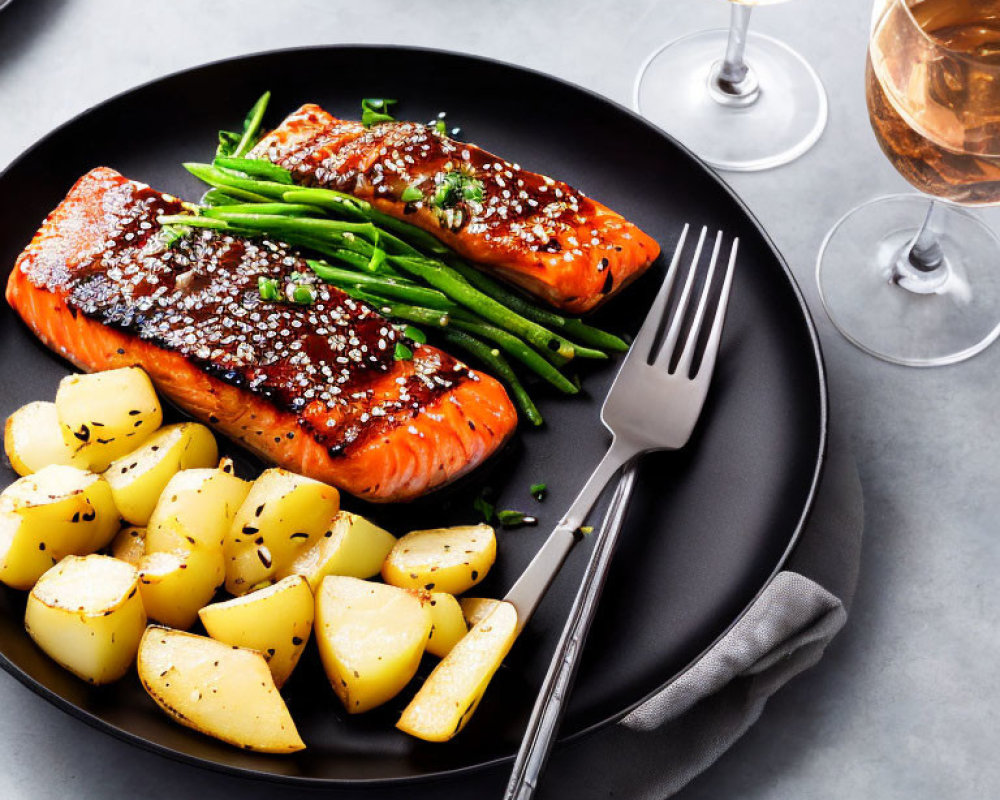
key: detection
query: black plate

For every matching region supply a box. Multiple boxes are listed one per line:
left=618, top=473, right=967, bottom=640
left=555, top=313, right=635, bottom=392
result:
left=0, top=46, right=826, bottom=785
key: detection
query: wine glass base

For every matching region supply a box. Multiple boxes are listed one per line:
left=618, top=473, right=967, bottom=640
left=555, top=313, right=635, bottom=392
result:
left=634, top=29, right=828, bottom=172
left=817, top=195, right=1000, bottom=367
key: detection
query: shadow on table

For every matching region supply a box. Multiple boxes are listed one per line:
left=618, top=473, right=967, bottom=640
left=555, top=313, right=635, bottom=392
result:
left=0, top=0, right=69, bottom=72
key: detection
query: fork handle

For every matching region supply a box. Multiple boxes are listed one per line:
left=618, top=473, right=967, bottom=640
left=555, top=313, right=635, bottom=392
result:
left=504, top=462, right=638, bottom=800
left=504, top=440, right=631, bottom=633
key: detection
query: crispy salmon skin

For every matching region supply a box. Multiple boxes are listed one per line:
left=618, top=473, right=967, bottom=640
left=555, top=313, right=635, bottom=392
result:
left=6, top=167, right=516, bottom=502
left=251, top=104, right=660, bottom=314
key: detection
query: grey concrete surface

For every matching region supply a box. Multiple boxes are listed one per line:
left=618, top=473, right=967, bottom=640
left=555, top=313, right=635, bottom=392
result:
left=1, top=1, right=997, bottom=798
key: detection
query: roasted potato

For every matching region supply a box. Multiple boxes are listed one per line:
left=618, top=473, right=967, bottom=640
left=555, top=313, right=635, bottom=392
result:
left=138, top=626, right=305, bottom=753
left=55, top=367, right=162, bottom=471
left=4, top=401, right=83, bottom=476
left=0, top=465, right=119, bottom=589
left=145, top=466, right=250, bottom=553
left=315, top=576, right=432, bottom=714
left=104, top=423, right=218, bottom=526
left=199, top=574, right=313, bottom=687
left=459, top=597, right=501, bottom=629
left=397, top=601, right=518, bottom=742
left=278, top=511, right=396, bottom=590
left=138, top=548, right=225, bottom=630
left=110, top=525, right=146, bottom=567
left=426, top=592, right=468, bottom=658
left=382, top=524, right=496, bottom=595
left=24, top=555, right=145, bottom=684
left=224, top=468, right=339, bottom=595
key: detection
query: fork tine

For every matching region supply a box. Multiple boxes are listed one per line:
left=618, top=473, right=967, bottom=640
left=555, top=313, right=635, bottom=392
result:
left=653, top=225, right=707, bottom=368
left=675, top=230, right=723, bottom=376
left=693, top=237, right=738, bottom=380
left=627, top=223, right=690, bottom=362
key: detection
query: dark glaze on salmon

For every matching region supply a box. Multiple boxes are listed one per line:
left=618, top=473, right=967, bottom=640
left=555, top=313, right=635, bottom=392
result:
left=6, top=168, right=517, bottom=501
left=251, top=105, right=661, bottom=314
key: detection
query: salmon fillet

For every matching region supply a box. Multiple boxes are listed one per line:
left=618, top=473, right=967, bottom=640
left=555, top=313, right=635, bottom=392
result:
left=5, top=167, right=517, bottom=502
left=250, top=104, right=661, bottom=314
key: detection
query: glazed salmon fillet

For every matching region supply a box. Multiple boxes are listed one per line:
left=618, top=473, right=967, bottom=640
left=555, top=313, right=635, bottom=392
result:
left=6, top=168, right=516, bottom=502
left=250, top=104, right=661, bottom=314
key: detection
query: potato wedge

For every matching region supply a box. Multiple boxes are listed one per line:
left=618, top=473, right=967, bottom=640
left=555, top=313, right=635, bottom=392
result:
left=55, top=367, right=162, bottom=471
left=382, top=524, right=496, bottom=595
left=0, top=465, right=120, bottom=589
left=199, top=575, right=313, bottom=688
left=224, top=469, right=339, bottom=595
left=426, top=592, right=468, bottom=658
left=24, top=555, right=145, bottom=684
left=138, top=548, right=224, bottom=629
left=278, top=511, right=396, bottom=590
left=146, top=466, right=250, bottom=553
left=459, top=597, right=501, bottom=629
left=105, top=423, right=218, bottom=525
left=397, top=601, right=518, bottom=742
left=315, top=576, right=432, bottom=714
left=138, top=626, right=304, bottom=753
left=4, top=401, right=84, bottom=476
left=110, top=526, right=146, bottom=566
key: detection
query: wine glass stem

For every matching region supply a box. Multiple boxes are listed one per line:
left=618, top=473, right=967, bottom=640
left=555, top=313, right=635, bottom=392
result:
left=709, top=4, right=760, bottom=107
left=894, top=200, right=950, bottom=294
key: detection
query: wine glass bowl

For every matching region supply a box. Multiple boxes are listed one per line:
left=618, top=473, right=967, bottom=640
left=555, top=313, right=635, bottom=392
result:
left=634, top=1, right=828, bottom=172
left=817, top=0, right=1000, bottom=367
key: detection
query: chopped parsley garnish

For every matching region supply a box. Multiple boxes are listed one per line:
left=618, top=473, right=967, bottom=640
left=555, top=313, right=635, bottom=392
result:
left=257, top=276, right=280, bottom=301
left=497, top=510, right=538, bottom=528
left=291, top=284, right=316, bottom=305
left=362, top=98, right=397, bottom=128
left=394, top=342, right=413, bottom=361
left=400, top=185, right=423, bottom=203
left=530, top=482, right=547, bottom=501
left=473, top=490, right=495, bottom=523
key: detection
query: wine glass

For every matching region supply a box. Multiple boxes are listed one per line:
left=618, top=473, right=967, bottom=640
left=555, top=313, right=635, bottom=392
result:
left=634, top=0, right=828, bottom=171
left=817, top=0, right=1000, bottom=366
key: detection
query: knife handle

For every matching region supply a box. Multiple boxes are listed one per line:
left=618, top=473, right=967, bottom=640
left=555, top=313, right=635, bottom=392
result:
left=504, top=462, right=638, bottom=800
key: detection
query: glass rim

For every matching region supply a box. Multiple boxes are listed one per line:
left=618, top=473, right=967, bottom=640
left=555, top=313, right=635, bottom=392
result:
left=893, top=0, right=1000, bottom=66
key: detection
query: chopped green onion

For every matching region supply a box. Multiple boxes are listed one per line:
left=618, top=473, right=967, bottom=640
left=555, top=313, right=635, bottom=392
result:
left=400, top=185, right=423, bottom=203
left=403, top=325, right=427, bottom=344
left=394, top=342, right=413, bottom=360
left=361, top=98, right=397, bottom=128
left=530, top=482, right=547, bottom=501
left=579, top=525, right=594, bottom=536
left=432, top=171, right=485, bottom=209
left=258, top=276, right=280, bottom=301
left=292, top=284, right=316, bottom=304
left=497, top=510, right=538, bottom=528
left=435, top=119, right=447, bottom=135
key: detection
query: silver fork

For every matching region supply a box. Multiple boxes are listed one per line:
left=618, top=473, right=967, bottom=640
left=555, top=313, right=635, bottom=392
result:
left=503, top=225, right=739, bottom=800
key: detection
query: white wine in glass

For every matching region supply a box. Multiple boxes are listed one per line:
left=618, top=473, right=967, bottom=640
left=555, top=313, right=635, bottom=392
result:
left=634, top=0, right=827, bottom=171
left=817, top=0, right=1000, bottom=366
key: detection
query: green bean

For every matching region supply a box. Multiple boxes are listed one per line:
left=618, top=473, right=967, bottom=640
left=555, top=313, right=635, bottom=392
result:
left=156, top=215, right=229, bottom=230
left=201, top=212, right=382, bottom=246
left=184, top=163, right=293, bottom=201
left=203, top=203, right=324, bottom=218
left=232, top=92, right=270, bottom=158
left=201, top=189, right=251, bottom=207
left=445, top=258, right=627, bottom=352
left=306, top=260, right=455, bottom=310
left=440, top=329, right=543, bottom=426
left=345, top=289, right=451, bottom=329
left=449, top=314, right=577, bottom=394
left=281, top=189, right=369, bottom=221
left=214, top=156, right=292, bottom=184
left=390, top=256, right=580, bottom=365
